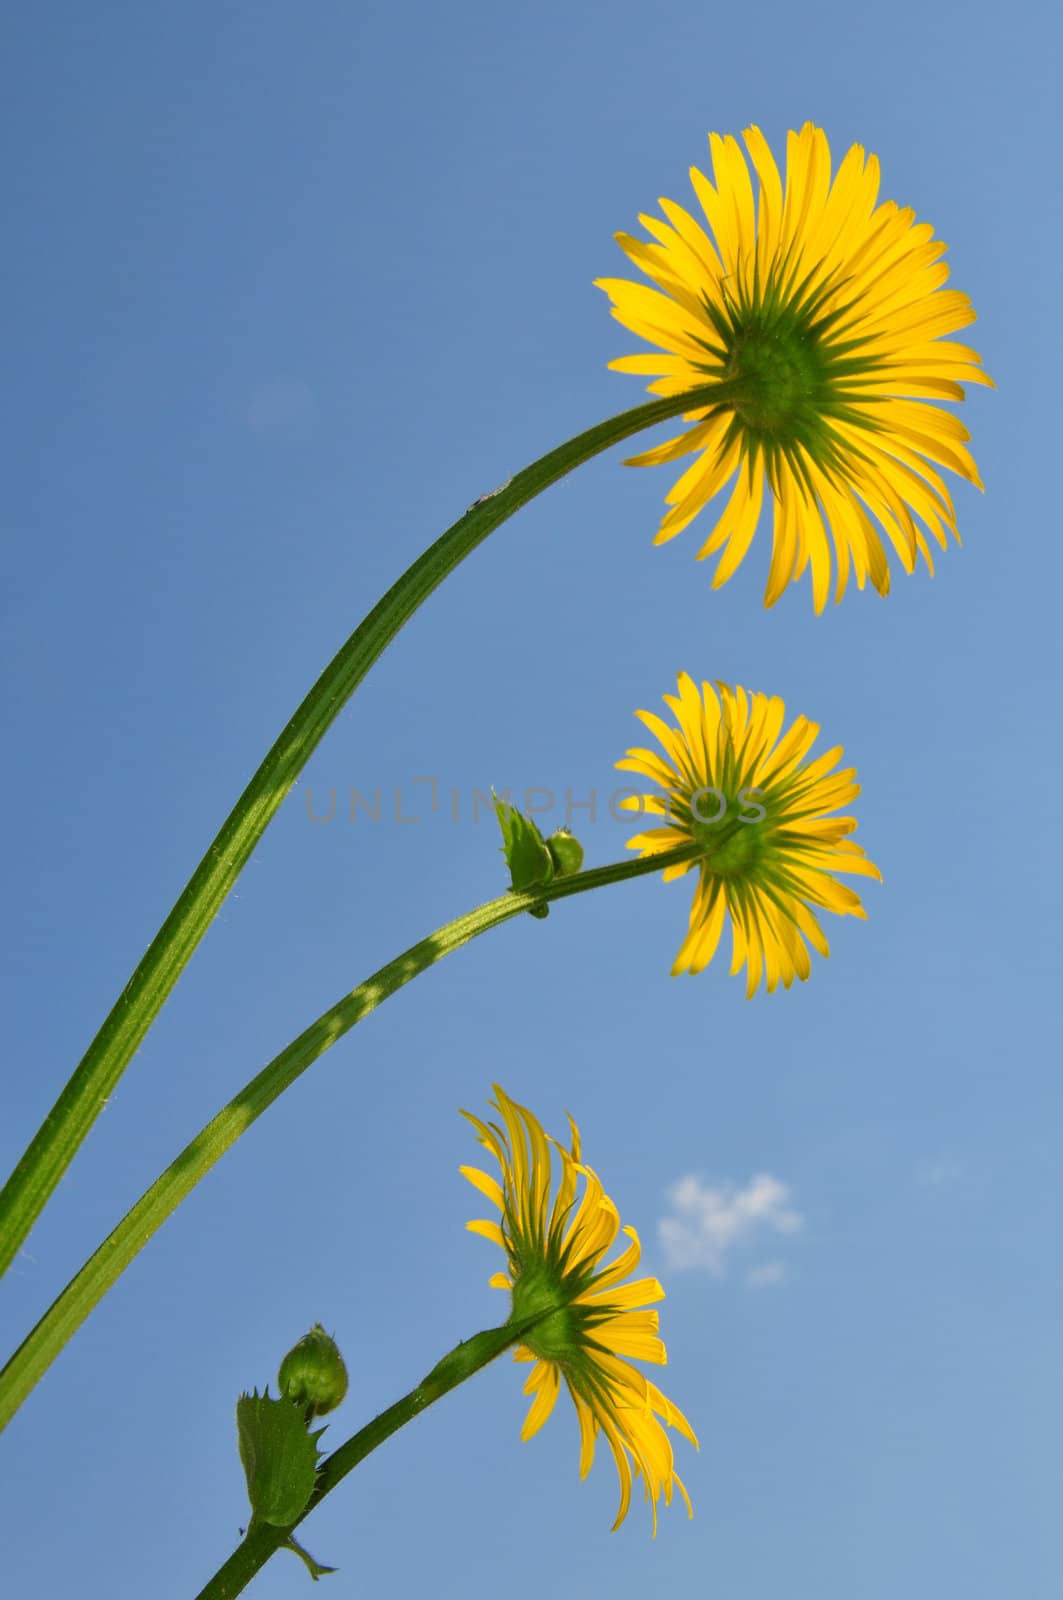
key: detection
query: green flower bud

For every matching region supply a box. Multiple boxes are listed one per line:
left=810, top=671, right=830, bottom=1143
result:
left=546, top=827, right=584, bottom=878
left=277, top=1324, right=349, bottom=1419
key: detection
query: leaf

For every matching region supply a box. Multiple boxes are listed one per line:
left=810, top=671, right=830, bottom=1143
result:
left=236, top=1389, right=323, bottom=1527
left=283, top=1534, right=337, bottom=1581
left=493, top=794, right=554, bottom=895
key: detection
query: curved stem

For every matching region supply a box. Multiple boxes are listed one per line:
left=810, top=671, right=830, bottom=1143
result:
left=0, top=845, right=697, bottom=1430
left=0, top=383, right=721, bottom=1280
left=194, top=1321, right=535, bottom=1600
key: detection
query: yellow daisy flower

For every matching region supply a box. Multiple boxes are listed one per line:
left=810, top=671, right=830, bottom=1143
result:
left=597, top=122, right=993, bottom=611
left=460, top=1085, right=697, bottom=1533
left=617, top=673, right=881, bottom=994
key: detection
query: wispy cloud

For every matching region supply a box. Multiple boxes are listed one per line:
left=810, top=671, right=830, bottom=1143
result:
left=658, top=1173, right=804, bottom=1278
left=746, top=1260, right=789, bottom=1289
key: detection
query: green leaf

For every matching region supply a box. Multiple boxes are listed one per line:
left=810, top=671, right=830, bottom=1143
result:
left=283, top=1534, right=337, bottom=1581
left=492, top=794, right=554, bottom=895
left=237, top=1389, right=324, bottom=1527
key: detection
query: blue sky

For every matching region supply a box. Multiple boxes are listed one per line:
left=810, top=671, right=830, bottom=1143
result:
left=2, top=1, right=1060, bottom=1595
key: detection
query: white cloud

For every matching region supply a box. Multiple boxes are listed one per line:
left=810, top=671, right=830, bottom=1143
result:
left=746, top=1260, right=789, bottom=1288
left=658, top=1173, right=803, bottom=1277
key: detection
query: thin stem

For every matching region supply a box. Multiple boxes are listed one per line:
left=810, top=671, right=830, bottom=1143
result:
left=194, top=1320, right=535, bottom=1600
left=0, top=382, right=722, bottom=1279
left=0, top=845, right=697, bottom=1430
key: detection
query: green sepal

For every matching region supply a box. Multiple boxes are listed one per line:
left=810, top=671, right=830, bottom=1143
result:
left=493, top=793, right=554, bottom=894
left=236, top=1388, right=327, bottom=1527
left=546, top=827, right=584, bottom=878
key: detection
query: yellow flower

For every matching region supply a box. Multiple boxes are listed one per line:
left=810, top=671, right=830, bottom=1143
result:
left=597, top=122, right=993, bottom=611
left=460, top=1086, right=697, bottom=1533
left=617, top=673, right=881, bottom=994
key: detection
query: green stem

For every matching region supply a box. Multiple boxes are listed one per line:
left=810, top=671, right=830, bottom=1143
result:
left=0, top=845, right=697, bottom=1430
left=0, top=382, right=722, bottom=1281
left=195, top=1320, right=536, bottom=1600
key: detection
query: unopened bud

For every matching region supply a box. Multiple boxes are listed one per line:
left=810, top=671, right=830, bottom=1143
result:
left=278, top=1324, right=349, bottom=1419
left=546, top=827, right=584, bottom=878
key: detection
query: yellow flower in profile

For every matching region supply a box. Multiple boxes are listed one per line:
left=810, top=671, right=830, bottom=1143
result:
left=597, top=122, right=993, bottom=611
left=617, top=673, right=881, bottom=994
left=460, top=1085, right=697, bottom=1533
